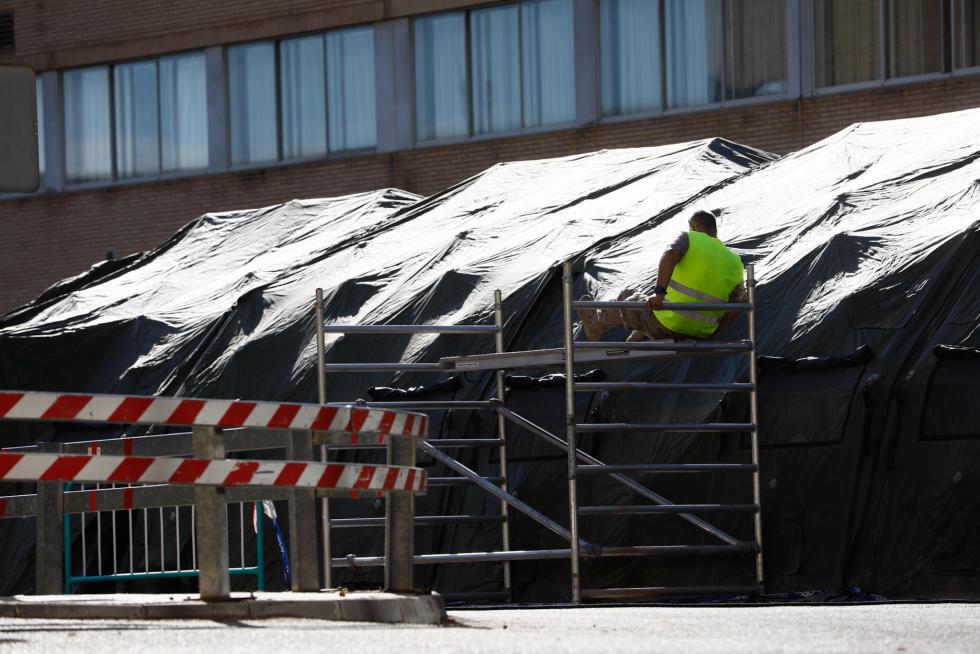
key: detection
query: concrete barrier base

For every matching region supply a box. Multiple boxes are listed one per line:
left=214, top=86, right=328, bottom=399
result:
left=0, top=591, right=446, bottom=624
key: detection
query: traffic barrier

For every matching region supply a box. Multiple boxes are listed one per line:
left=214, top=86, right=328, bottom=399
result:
left=0, top=390, right=428, bottom=601
left=0, top=391, right=428, bottom=439
left=0, top=452, right=426, bottom=493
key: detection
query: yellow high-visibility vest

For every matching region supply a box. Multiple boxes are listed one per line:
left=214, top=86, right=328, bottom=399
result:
left=654, top=231, right=744, bottom=338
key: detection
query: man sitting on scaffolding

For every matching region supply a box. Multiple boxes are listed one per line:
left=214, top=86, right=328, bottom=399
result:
left=578, top=209, right=746, bottom=341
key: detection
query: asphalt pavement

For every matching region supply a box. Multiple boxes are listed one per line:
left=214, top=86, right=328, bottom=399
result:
left=1, top=603, right=978, bottom=653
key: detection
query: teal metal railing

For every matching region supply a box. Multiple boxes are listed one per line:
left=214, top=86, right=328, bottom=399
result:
left=63, top=486, right=265, bottom=592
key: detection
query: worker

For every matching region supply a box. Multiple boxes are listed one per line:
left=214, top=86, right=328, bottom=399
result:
left=578, top=210, right=746, bottom=341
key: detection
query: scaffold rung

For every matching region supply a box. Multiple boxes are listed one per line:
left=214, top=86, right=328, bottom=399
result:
left=575, top=382, right=755, bottom=393
left=576, top=422, right=757, bottom=433
left=577, top=463, right=757, bottom=474
left=578, top=504, right=759, bottom=516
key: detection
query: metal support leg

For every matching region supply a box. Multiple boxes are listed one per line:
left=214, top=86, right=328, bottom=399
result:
left=193, top=426, right=229, bottom=601
left=747, top=264, right=765, bottom=591
left=287, top=430, right=321, bottom=591
left=562, top=262, right=582, bottom=603
left=494, top=289, right=512, bottom=599
left=385, top=435, right=416, bottom=593
left=315, top=287, right=333, bottom=589
left=36, top=441, right=64, bottom=595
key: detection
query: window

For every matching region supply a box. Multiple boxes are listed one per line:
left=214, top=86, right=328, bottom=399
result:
left=814, top=0, right=881, bottom=87
left=521, top=0, right=576, bottom=126
left=600, top=0, right=786, bottom=116
left=414, top=0, right=576, bottom=141
left=888, top=0, right=944, bottom=78
left=726, top=0, right=788, bottom=98
left=471, top=5, right=521, bottom=134
left=813, top=0, right=960, bottom=88
left=231, top=28, right=377, bottom=164
left=281, top=35, right=327, bottom=159
left=414, top=13, right=468, bottom=140
left=35, top=76, right=44, bottom=178
left=114, top=60, right=159, bottom=178
left=64, top=66, right=112, bottom=183
left=600, top=0, right=662, bottom=115
left=228, top=42, right=278, bottom=164
left=665, top=0, right=725, bottom=108
left=327, top=26, right=376, bottom=151
left=159, top=53, right=208, bottom=172
left=954, top=0, right=980, bottom=69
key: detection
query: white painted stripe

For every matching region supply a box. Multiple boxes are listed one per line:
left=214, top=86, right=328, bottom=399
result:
left=295, top=464, right=323, bottom=488
left=7, top=453, right=58, bottom=479
left=196, top=400, right=232, bottom=425
left=77, top=456, right=120, bottom=482
left=250, top=461, right=285, bottom=484
left=140, top=457, right=183, bottom=484
left=337, top=466, right=360, bottom=489
left=5, top=392, right=56, bottom=419
left=247, top=402, right=278, bottom=428
left=140, top=398, right=183, bottom=424
left=360, top=411, right=383, bottom=433
left=291, top=405, right=320, bottom=430
left=196, top=462, right=234, bottom=485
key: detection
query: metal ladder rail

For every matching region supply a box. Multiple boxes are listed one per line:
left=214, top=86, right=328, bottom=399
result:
left=561, top=262, right=765, bottom=603
left=314, top=288, right=513, bottom=596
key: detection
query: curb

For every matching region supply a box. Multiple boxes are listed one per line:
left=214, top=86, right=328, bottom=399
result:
left=0, top=591, right=446, bottom=624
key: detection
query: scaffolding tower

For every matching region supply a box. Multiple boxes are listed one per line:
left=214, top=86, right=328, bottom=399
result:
left=313, top=263, right=764, bottom=603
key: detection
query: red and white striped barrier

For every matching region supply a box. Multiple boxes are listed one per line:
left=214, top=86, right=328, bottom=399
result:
left=0, top=452, right=426, bottom=494
left=0, top=391, right=427, bottom=439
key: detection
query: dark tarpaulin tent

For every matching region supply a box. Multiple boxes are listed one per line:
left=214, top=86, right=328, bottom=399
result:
left=1, top=108, right=978, bottom=600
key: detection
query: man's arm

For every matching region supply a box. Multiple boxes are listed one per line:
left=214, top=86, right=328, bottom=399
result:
left=645, top=235, right=688, bottom=311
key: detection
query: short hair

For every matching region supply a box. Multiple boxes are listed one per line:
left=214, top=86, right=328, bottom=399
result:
left=689, top=210, right=717, bottom=232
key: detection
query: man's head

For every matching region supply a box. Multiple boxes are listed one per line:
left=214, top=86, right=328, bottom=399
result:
left=689, top=210, right=718, bottom=237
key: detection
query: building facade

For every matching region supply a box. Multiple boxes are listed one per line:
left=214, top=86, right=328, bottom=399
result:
left=1, top=0, right=979, bottom=312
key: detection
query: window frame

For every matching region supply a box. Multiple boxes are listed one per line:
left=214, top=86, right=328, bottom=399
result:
left=808, top=0, right=970, bottom=96
left=226, top=26, right=379, bottom=172
left=594, top=0, right=794, bottom=126
left=62, top=50, right=210, bottom=190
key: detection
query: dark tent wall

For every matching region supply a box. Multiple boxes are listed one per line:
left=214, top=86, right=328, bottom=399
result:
left=1, top=108, right=979, bottom=599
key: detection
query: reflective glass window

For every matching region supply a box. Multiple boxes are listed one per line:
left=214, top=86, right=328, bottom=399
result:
left=665, top=0, right=724, bottom=108
left=229, top=42, right=278, bottom=164
left=64, top=66, right=112, bottom=182
left=114, top=60, right=160, bottom=178
left=600, top=0, right=662, bottom=116
left=414, top=13, right=468, bottom=141
left=470, top=5, right=521, bottom=134
left=726, top=0, right=787, bottom=99
left=160, top=52, right=208, bottom=172
left=327, top=27, right=376, bottom=151
left=954, top=0, right=980, bottom=69
left=814, top=0, right=882, bottom=87
left=281, top=35, right=327, bottom=159
left=888, top=0, right=944, bottom=78
left=521, top=0, right=575, bottom=127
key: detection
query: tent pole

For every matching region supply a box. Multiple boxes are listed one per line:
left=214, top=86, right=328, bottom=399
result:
left=315, top=287, right=332, bottom=589
left=746, top=265, right=765, bottom=592
left=494, top=289, right=512, bottom=600
left=562, top=262, right=582, bottom=603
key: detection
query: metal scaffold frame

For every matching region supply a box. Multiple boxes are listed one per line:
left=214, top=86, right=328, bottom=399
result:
left=314, top=262, right=764, bottom=603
